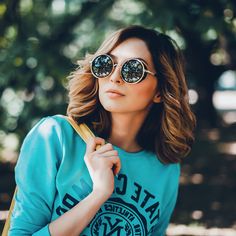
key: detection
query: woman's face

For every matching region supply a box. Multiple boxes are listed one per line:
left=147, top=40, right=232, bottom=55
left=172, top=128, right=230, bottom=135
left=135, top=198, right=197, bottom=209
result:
left=98, top=37, right=160, bottom=114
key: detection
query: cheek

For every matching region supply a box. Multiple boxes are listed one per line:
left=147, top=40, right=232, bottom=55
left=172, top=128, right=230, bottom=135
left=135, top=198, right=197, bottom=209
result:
left=131, top=81, right=157, bottom=102
left=98, top=80, right=112, bottom=109
left=98, top=80, right=104, bottom=95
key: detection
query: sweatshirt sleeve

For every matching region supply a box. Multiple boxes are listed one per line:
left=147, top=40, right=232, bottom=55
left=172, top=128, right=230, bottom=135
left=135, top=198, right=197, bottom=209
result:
left=9, top=117, right=62, bottom=236
left=155, top=186, right=178, bottom=236
left=151, top=163, right=180, bottom=236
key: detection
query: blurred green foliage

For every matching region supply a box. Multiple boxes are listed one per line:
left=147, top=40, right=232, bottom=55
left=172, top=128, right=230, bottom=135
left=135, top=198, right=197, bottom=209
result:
left=1, top=1, right=236, bottom=232
left=0, top=0, right=236, bottom=148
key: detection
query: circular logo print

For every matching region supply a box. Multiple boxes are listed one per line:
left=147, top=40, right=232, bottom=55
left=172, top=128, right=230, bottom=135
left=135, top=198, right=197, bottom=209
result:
left=90, top=197, right=147, bottom=235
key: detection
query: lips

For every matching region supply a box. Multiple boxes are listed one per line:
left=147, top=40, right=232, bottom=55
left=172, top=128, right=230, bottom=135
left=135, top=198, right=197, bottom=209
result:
left=106, top=89, right=125, bottom=96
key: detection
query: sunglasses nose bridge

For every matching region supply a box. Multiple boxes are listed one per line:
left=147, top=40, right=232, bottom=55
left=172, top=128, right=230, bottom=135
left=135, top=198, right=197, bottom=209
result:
left=109, top=63, right=124, bottom=84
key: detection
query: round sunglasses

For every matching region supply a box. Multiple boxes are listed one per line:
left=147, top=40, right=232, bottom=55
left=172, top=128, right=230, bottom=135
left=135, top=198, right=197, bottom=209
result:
left=90, top=54, right=156, bottom=84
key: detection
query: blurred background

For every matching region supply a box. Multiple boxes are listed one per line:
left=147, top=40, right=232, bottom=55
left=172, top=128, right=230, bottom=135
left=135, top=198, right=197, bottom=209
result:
left=0, top=0, right=236, bottom=235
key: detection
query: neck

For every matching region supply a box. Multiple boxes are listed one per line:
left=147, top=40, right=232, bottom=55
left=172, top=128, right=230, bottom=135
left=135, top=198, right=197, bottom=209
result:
left=108, top=111, right=148, bottom=152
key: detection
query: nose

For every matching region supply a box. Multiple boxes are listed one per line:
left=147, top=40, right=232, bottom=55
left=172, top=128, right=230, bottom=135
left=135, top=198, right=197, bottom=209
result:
left=109, top=64, right=123, bottom=84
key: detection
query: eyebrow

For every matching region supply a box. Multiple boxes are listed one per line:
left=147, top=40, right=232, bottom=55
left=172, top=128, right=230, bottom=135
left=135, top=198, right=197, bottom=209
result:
left=109, top=53, right=149, bottom=67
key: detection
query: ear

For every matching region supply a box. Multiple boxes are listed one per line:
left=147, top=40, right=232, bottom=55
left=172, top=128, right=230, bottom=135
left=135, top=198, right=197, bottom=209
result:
left=153, top=92, right=162, bottom=103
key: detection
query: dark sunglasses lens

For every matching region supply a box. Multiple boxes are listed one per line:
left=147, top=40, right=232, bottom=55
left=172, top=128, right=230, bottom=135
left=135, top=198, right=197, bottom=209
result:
left=91, top=55, right=113, bottom=78
left=121, top=59, right=144, bottom=83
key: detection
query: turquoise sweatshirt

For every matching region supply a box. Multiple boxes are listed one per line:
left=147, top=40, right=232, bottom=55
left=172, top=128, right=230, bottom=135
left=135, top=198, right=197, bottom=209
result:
left=9, top=115, right=180, bottom=236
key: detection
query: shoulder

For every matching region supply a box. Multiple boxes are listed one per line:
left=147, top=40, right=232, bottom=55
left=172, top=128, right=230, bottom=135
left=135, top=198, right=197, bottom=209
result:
left=16, top=115, right=72, bottom=171
left=155, top=156, right=181, bottom=178
left=26, top=115, right=72, bottom=138
left=31, top=114, right=70, bottom=130
left=159, top=163, right=181, bottom=189
left=20, top=114, right=78, bottom=152
left=167, top=162, right=180, bottom=176
left=164, top=162, right=181, bottom=183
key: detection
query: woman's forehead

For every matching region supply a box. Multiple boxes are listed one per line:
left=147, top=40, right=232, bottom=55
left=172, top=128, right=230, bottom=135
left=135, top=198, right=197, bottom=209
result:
left=110, top=37, right=153, bottom=63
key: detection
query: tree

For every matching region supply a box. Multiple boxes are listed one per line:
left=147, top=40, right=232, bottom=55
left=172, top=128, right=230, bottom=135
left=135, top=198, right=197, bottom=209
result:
left=0, top=0, right=236, bottom=150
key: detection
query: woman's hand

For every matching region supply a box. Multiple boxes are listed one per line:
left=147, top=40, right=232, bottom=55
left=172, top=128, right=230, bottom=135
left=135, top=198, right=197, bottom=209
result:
left=84, top=137, right=121, bottom=199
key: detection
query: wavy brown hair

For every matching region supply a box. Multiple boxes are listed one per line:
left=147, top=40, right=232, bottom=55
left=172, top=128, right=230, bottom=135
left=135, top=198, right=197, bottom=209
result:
left=67, top=25, right=196, bottom=164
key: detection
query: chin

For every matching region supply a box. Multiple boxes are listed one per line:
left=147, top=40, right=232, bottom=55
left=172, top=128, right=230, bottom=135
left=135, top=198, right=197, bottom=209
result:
left=103, top=106, right=123, bottom=113
left=101, top=103, right=127, bottom=113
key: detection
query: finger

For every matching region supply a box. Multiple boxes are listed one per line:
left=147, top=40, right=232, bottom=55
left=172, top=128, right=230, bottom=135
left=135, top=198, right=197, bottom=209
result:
left=95, top=143, right=114, bottom=154
left=99, top=150, right=118, bottom=157
left=113, top=163, right=121, bottom=176
left=109, top=156, right=121, bottom=175
left=95, top=144, right=102, bottom=151
left=86, top=137, right=105, bottom=154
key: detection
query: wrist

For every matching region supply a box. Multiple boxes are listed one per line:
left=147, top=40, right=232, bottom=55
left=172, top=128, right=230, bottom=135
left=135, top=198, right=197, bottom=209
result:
left=91, top=188, right=111, bottom=202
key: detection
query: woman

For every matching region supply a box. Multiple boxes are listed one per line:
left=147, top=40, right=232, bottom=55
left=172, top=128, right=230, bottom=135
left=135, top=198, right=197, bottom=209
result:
left=9, top=25, right=196, bottom=235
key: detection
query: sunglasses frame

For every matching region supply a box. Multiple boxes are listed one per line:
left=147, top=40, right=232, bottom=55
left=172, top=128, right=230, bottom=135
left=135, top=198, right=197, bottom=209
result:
left=90, top=54, right=156, bottom=84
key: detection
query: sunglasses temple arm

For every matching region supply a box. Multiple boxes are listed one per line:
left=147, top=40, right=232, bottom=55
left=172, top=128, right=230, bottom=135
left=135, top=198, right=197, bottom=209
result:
left=145, top=69, right=156, bottom=76
left=76, top=72, right=92, bottom=75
